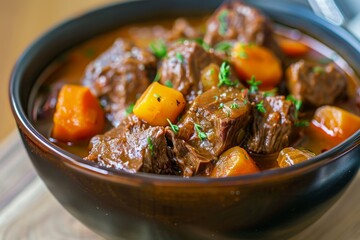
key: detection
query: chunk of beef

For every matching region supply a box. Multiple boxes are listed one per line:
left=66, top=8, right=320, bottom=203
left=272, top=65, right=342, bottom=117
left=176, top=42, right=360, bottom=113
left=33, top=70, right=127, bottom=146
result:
left=286, top=60, right=347, bottom=107
left=245, top=94, right=295, bottom=154
left=166, top=130, right=212, bottom=177
left=82, top=39, right=156, bottom=126
left=177, top=87, right=252, bottom=158
left=160, top=41, right=236, bottom=102
left=166, top=18, right=202, bottom=42
left=204, top=0, right=283, bottom=61
left=86, top=115, right=174, bottom=174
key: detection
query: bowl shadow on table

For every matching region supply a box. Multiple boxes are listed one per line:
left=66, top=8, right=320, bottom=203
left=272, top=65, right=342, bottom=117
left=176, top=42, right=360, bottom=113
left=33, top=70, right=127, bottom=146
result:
left=10, top=0, right=360, bottom=239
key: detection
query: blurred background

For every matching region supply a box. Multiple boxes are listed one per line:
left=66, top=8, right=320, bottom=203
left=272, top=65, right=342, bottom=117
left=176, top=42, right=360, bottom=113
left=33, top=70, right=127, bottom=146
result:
left=1, top=0, right=360, bottom=142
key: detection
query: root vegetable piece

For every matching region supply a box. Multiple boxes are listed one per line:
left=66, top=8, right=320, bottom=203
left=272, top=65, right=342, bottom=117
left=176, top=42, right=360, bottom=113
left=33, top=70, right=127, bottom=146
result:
left=211, top=147, right=260, bottom=177
left=277, top=147, right=315, bottom=168
left=133, top=82, right=186, bottom=126
left=53, top=85, right=105, bottom=142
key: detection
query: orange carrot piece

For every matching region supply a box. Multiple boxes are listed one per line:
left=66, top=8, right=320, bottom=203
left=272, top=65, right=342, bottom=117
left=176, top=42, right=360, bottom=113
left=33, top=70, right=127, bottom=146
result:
left=311, top=106, right=360, bottom=145
left=211, top=147, right=260, bottom=177
left=53, top=84, right=105, bottom=142
left=277, top=37, right=309, bottom=57
left=133, top=82, right=186, bottom=126
left=231, top=43, right=283, bottom=90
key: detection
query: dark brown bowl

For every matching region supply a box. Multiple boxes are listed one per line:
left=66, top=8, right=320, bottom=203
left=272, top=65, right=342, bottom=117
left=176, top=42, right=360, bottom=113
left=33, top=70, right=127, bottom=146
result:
left=9, top=0, right=360, bottom=239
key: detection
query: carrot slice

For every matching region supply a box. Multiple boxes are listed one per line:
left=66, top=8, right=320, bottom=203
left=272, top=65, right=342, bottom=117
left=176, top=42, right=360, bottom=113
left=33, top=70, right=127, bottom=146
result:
left=311, top=106, right=360, bottom=145
left=277, top=37, right=309, bottom=57
left=231, top=43, right=282, bottom=90
left=211, top=147, right=260, bottom=177
left=52, top=84, right=105, bottom=142
left=133, top=82, right=186, bottom=126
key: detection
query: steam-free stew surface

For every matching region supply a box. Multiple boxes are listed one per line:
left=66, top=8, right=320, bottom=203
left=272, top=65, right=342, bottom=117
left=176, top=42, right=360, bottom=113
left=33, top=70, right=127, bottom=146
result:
left=32, top=1, right=360, bottom=177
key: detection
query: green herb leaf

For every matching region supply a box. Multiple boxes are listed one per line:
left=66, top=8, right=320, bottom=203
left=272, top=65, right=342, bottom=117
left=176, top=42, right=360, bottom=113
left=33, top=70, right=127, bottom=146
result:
left=214, top=96, right=219, bottom=101
left=194, top=123, right=207, bottom=141
left=263, top=88, right=278, bottom=97
left=313, top=66, right=325, bottom=74
left=154, top=93, right=161, bottom=102
left=125, top=103, right=135, bottom=115
left=238, top=50, right=248, bottom=59
left=167, top=118, right=180, bottom=134
left=230, top=102, right=240, bottom=109
left=218, top=102, right=225, bottom=109
left=194, top=38, right=211, bottom=51
left=218, top=62, right=236, bottom=87
left=218, top=10, right=229, bottom=36
left=164, top=80, right=173, bottom=88
left=147, top=136, right=154, bottom=156
left=215, top=41, right=232, bottom=54
left=295, top=120, right=310, bottom=127
left=149, top=40, right=167, bottom=58
left=286, top=95, right=302, bottom=119
left=176, top=52, right=184, bottom=63
left=256, top=100, right=266, bottom=113
left=247, top=75, right=262, bottom=94
left=153, top=72, right=161, bottom=82
left=84, top=48, right=96, bottom=58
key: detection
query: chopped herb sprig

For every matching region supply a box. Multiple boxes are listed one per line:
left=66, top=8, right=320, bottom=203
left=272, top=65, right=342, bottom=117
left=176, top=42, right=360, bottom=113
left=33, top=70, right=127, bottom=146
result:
left=149, top=40, right=167, bottom=58
left=218, top=62, right=236, bottom=87
left=247, top=75, right=262, bottom=94
left=194, top=123, right=207, bottom=141
left=125, top=103, right=135, bottom=115
left=256, top=100, right=266, bottom=113
left=147, top=137, right=154, bottom=156
left=176, top=52, right=184, bottom=63
left=167, top=118, right=179, bottom=134
left=230, top=102, right=240, bottom=109
left=218, top=10, right=229, bottom=36
left=164, top=80, right=173, bottom=88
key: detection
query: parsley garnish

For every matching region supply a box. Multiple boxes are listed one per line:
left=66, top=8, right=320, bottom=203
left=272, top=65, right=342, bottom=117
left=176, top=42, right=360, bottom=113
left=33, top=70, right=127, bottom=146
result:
left=149, top=40, right=167, bottom=58
left=218, top=62, right=236, bottom=87
left=218, top=10, right=229, bottom=36
left=167, top=118, right=179, bottom=134
left=125, top=103, right=134, bottom=115
left=256, top=101, right=266, bottom=113
left=147, top=137, right=154, bottom=156
left=215, top=41, right=232, bottom=54
left=247, top=75, right=262, bottom=94
left=313, top=66, right=325, bottom=74
left=164, top=80, right=173, bottom=88
left=84, top=48, right=96, bottom=58
left=295, top=120, right=310, bottom=127
left=153, top=72, right=161, bottom=82
left=239, top=50, right=248, bottom=59
left=214, top=96, right=219, bottom=101
left=286, top=95, right=302, bottom=119
left=194, top=123, right=207, bottom=141
left=194, top=38, right=211, bottom=51
left=226, top=110, right=231, bottom=117
left=154, top=93, right=161, bottom=102
left=264, top=88, right=277, bottom=97
left=218, top=102, right=224, bottom=109
left=230, top=102, right=240, bottom=109
left=176, top=52, right=184, bottom=63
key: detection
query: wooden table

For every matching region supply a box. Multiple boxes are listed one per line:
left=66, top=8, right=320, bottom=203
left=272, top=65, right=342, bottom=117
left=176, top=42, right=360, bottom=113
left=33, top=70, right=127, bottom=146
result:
left=1, top=1, right=359, bottom=239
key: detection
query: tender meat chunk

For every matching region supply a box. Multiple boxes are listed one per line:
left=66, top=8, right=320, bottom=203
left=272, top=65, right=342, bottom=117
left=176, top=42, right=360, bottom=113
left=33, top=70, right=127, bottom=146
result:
left=86, top=115, right=174, bottom=174
left=177, top=87, right=252, bottom=158
left=245, top=95, right=295, bottom=154
left=160, top=41, right=234, bottom=102
left=82, top=39, right=156, bottom=126
left=286, top=60, right=347, bottom=107
left=204, top=1, right=280, bottom=51
left=166, top=130, right=212, bottom=177
left=166, top=18, right=202, bottom=41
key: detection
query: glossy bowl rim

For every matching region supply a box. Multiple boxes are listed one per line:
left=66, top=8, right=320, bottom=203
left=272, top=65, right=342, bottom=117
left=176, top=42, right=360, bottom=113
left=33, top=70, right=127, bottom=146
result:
left=9, top=0, right=360, bottom=186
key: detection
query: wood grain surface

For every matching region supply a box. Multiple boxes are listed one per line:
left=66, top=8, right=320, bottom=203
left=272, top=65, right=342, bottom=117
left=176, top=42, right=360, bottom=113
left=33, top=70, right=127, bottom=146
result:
left=0, top=0, right=118, bottom=141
